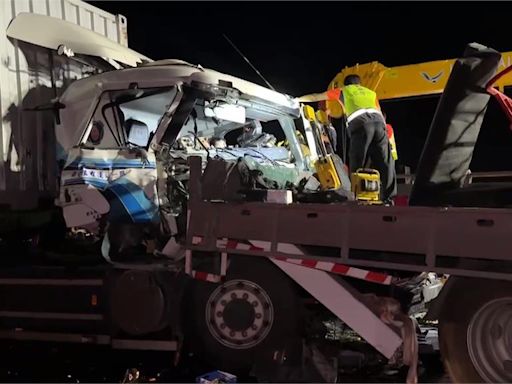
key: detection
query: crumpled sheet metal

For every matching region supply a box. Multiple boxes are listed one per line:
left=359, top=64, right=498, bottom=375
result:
left=362, top=294, right=419, bottom=384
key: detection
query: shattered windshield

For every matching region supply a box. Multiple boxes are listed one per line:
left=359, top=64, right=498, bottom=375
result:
left=83, top=84, right=309, bottom=171
left=169, top=98, right=307, bottom=170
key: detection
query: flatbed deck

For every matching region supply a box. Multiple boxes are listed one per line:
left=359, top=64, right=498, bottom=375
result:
left=186, top=158, right=512, bottom=282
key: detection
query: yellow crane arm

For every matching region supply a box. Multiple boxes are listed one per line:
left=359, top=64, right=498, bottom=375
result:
left=325, top=51, right=512, bottom=118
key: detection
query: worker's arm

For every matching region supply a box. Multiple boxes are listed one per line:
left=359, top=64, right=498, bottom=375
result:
left=297, top=92, right=329, bottom=102
left=298, top=88, right=343, bottom=103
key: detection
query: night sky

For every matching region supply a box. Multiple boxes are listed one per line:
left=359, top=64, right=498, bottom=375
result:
left=89, top=1, right=512, bottom=171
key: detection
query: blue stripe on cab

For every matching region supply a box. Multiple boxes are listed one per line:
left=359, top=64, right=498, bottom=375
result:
left=108, top=179, right=158, bottom=223
left=66, top=158, right=156, bottom=170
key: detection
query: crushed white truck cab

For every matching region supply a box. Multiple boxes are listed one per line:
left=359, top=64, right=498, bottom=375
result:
left=54, top=58, right=319, bottom=258
left=3, top=11, right=323, bottom=252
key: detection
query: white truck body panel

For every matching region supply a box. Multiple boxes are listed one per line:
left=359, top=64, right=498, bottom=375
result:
left=0, top=0, right=128, bottom=210
left=7, top=13, right=151, bottom=67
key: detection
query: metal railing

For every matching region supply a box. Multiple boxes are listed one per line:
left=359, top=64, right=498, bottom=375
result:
left=396, top=170, right=512, bottom=185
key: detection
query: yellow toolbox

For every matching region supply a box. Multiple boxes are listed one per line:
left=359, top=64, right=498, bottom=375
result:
left=351, top=168, right=381, bottom=203
left=315, top=155, right=341, bottom=190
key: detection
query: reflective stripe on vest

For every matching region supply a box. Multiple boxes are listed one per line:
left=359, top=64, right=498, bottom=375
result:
left=343, top=84, right=378, bottom=116
left=346, top=108, right=382, bottom=123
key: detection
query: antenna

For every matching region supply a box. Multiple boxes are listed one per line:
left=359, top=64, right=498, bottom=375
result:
left=222, top=33, right=276, bottom=91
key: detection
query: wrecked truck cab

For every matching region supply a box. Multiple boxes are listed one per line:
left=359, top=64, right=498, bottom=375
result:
left=55, top=61, right=311, bottom=259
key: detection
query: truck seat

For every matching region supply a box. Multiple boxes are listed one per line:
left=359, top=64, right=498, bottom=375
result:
left=125, top=119, right=149, bottom=147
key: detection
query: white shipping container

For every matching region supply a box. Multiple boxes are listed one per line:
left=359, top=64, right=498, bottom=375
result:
left=0, top=0, right=128, bottom=210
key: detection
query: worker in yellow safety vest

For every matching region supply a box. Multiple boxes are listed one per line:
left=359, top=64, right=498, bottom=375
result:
left=299, top=74, right=397, bottom=203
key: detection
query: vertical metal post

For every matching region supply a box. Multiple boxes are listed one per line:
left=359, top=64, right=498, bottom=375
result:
left=185, top=250, right=192, bottom=275
left=185, top=156, right=203, bottom=276
left=220, top=252, right=228, bottom=277
left=188, top=156, right=202, bottom=203
left=341, top=116, right=348, bottom=164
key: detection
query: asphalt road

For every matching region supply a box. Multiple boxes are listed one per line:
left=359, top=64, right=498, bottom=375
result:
left=0, top=341, right=451, bottom=383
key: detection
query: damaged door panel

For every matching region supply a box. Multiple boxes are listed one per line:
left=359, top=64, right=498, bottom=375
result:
left=60, top=147, right=159, bottom=226
left=57, top=86, right=179, bottom=255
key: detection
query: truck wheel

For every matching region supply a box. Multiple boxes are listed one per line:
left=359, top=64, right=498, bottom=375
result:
left=438, top=277, right=512, bottom=382
left=185, top=255, right=302, bottom=375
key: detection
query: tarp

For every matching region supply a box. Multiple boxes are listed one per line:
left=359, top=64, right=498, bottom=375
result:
left=409, top=43, right=501, bottom=206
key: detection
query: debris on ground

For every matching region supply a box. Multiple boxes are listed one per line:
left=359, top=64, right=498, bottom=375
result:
left=196, top=370, right=237, bottom=383
left=121, top=368, right=140, bottom=383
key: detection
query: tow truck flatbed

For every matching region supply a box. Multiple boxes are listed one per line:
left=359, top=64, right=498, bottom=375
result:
left=187, top=158, right=512, bottom=283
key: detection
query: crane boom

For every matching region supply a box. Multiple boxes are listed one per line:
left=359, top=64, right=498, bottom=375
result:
left=326, top=51, right=512, bottom=118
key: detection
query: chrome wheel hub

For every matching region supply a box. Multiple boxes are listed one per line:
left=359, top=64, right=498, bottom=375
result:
left=467, top=297, right=512, bottom=382
left=206, top=279, right=274, bottom=349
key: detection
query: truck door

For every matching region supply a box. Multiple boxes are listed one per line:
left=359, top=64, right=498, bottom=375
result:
left=58, top=87, right=177, bottom=230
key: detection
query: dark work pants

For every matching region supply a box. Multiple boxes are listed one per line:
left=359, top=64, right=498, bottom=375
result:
left=348, top=112, right=397, bottom=201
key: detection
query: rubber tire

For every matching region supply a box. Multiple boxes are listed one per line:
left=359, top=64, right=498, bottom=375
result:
left=438, top=277, right=512, bottom=383
left=184, top=255, right=302, bottom=376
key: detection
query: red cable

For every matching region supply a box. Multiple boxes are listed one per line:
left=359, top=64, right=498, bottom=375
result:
left=486, top=65, right=512, bottom=130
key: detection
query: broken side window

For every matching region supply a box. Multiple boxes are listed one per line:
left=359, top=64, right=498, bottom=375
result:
left=84, top=87, right=177, bottom=149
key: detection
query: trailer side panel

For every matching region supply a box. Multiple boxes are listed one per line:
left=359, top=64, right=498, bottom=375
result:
left=0, top=0, right=126, bottom=210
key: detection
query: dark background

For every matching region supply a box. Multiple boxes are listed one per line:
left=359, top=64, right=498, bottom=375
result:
left=88, top=1, right=512, bottom=171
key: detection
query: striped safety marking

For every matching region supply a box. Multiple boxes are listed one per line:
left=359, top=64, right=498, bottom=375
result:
left=272, top=256, right=392, bottom=285
left=188, top=236, right=392, bottom=285
left=190, top=270, right=221, bottom=283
